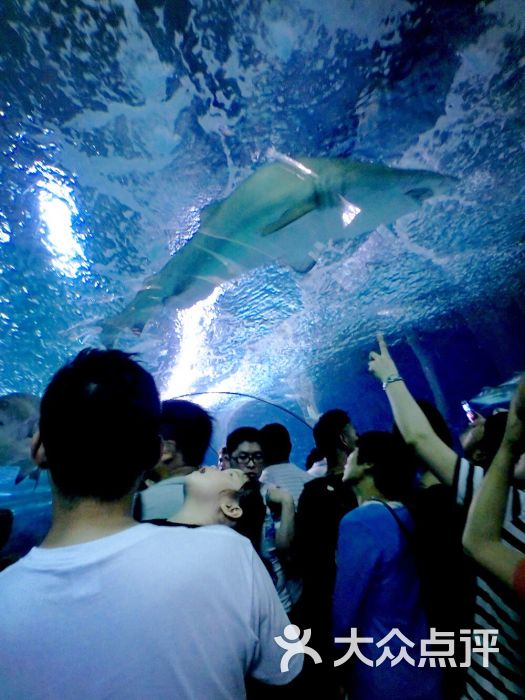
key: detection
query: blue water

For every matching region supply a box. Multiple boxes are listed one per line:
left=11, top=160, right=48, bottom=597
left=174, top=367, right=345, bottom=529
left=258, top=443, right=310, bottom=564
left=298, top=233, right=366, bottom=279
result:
left=0, top=1, right=524, bottom=556
left=0, top=468, right=51, bottom=556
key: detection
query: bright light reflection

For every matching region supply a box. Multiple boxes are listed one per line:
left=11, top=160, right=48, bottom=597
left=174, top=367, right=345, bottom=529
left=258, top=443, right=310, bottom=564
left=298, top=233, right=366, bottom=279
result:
left=268, top=147, right=316, bottom=177
left=161, top=285, right=256, bottom=410
left=0, top=217, right=10, bottom=243
left=339, top=195, right=361, bottom=227
left=161, top=287, right=224, bottom=400
left=36, top=166, right=85, bottom=278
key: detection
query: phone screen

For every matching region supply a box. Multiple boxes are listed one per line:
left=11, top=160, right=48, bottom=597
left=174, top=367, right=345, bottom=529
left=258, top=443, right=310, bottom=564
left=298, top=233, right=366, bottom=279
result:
left=461, top=401, right=477, bottom=423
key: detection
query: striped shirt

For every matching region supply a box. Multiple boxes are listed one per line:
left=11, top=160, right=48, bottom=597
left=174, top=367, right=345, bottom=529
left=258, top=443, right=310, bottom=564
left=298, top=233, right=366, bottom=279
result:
left=454, top=458, right=525, bottom=700
left=260, top=462, right=314, bottom=508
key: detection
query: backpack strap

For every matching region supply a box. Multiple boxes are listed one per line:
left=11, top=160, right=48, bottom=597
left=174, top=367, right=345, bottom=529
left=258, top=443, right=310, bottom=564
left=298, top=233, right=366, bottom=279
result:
left=376, top=500, right=434, bottom=617
left=374, top=500, right=414, bottom=546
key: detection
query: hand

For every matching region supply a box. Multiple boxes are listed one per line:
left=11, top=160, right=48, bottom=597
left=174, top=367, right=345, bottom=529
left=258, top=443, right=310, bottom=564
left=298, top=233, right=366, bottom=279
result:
left=265, top=486, right=294, bottom=507
left=503, top=375, right=525, bottom=449
left=368, top=333, right=399, bottom=383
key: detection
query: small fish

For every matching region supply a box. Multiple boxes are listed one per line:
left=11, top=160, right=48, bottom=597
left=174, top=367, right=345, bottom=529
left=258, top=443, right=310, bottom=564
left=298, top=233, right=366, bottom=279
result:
left=101, top=155, right=456, bottom=346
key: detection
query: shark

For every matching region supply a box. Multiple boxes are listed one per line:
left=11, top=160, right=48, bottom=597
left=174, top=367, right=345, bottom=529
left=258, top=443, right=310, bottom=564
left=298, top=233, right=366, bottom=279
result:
left=100, top=154, right=456, bottom=346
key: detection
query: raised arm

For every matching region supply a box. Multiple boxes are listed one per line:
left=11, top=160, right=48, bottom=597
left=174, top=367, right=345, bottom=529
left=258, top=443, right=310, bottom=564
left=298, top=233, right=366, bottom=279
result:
left=266, top=487, right=295, bottom=552
left=462, top=376, right=525, bottom=593
left=368, top=333, right=458, bottom=487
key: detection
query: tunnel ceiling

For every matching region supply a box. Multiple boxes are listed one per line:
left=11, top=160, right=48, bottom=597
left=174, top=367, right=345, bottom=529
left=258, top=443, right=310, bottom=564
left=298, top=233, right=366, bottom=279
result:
left=0, top=0, right=524, bottom=415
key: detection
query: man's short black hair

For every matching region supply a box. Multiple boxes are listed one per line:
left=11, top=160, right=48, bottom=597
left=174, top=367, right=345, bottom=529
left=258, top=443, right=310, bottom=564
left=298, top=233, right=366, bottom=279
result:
left=313, top=409, right=351, bottom=462
left=226, top=427, right=262, bottom=457
left=356, top=431, right=416, bottom=503
left=40, top=349, right=160, bottom=502
left=160, top=400, right=213, bottom=467
left=260, top=423, right=292, bottom=465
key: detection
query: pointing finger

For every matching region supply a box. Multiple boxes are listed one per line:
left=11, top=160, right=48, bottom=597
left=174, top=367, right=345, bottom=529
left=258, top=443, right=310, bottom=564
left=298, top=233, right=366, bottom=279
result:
left=376, top=332, right=388, bottom=353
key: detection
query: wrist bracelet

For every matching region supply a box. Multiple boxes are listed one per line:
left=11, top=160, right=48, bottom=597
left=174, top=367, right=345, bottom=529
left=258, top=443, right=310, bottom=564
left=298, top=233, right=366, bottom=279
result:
left=382, top=375, right=404, bottom=391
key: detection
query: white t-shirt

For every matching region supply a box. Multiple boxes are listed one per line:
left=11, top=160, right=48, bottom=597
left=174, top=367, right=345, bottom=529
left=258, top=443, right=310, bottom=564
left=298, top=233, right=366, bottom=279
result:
left=0, top=524, right=302, bottom=699
left=139, top=475, right=186, bottom=520
left=260, top=462, right=314, bottom=508
left=306, top=459, right=328, bottom=478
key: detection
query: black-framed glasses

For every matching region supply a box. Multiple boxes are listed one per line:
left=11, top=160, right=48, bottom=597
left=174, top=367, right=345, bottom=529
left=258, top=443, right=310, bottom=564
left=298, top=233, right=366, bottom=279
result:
left=231, top=452, right=264, bottom=466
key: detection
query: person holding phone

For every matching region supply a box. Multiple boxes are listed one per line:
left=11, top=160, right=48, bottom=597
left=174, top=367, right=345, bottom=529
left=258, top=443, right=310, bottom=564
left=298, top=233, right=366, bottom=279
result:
left=367, top=334, right=525, bottom=700
left=463, top=375, right=525, bottom=600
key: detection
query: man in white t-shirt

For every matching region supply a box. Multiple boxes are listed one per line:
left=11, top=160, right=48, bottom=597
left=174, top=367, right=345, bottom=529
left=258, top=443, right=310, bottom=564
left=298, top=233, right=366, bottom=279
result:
left=259, top=423, right=314, bottom=508
left=0, top=349, right=302, bottom=700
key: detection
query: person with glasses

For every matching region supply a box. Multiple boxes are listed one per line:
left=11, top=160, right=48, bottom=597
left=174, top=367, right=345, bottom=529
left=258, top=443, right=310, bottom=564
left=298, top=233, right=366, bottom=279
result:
left=226, top=427, right=296, bottom=613
left=0, top=350, right=303, bottom=699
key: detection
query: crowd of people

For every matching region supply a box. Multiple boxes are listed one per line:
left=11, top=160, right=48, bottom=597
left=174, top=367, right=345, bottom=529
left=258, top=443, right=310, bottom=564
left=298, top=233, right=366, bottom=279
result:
left=0, top=334, right=523, bottom=700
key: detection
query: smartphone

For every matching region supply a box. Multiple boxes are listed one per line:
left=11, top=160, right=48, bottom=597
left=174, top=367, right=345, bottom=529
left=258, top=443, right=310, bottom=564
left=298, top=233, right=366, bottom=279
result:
left=461, top=400, right=477, bottom=423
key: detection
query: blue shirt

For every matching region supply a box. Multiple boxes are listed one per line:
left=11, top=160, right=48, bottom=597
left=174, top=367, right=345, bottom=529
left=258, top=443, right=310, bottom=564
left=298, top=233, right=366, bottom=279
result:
left=333, top=501, right=442, bottom=700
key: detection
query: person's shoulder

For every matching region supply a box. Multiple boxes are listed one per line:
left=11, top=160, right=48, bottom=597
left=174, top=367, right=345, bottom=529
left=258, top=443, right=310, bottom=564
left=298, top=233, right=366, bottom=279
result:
left=0, top=552, right=30, bottom=583
left=153, top=523, right=255, bottom=563
left=301, top=475, right=329, bottom=494
left=193, top=524, right=254, bottom=549
left=337, top=505, right=387, bottom=550
left=262, top=462, right=303, bottom=473
left=285, top=462, right=303, bottom=470
left=340, top=501, right=397, bottom=529
left=196, top=527, right=257, bottom=569
left=260, top=464, right=279, bottom=478
left=287, top=462, right=314, bottom=478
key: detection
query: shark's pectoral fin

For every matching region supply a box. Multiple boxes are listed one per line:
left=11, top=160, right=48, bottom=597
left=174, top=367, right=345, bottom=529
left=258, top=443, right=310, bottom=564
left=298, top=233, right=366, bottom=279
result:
left=260, top=197, right=317, bottom=237
left=289, top=257, right=317, bottom=274
left=99, top=302, right=160, bottom=347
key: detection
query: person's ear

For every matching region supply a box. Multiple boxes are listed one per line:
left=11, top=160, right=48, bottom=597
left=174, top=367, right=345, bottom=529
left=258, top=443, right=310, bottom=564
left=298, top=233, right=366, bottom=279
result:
left=219, top=495, right=243, bottom=521
left=361, top=461, right=374, bottom=476
left=31, top=431, right=48, bottom=469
